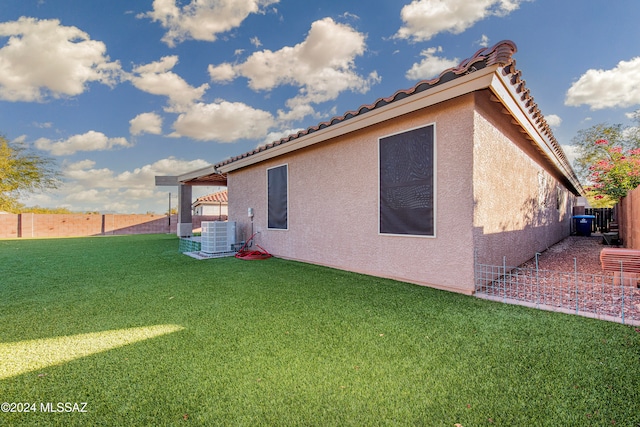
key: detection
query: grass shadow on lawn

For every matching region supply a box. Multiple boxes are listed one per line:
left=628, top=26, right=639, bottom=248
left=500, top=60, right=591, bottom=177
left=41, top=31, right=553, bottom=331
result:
left=0, top=234, right=639, bottom=426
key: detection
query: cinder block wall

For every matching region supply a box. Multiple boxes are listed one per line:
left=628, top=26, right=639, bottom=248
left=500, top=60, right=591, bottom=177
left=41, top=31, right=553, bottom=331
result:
left=105, top=214, right=168, bottom=235
left=0, top=214, right=19, bottom=238
left=27, top=213, right=103, bottom=237
left=0, top=214, right=225, bottom=238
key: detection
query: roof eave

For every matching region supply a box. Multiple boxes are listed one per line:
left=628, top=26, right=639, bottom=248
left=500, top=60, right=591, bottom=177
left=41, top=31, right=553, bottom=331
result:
left=217, top=65, right=500, bottom=174
left=488, top=70, right=584, bottom=196
left=178, top=165, right=217, bottom=182
left=177, top=165, right=228, bottom=186
left=182, top=44, right=583, bottom=196
left=192, top=200, right=228, bottom=207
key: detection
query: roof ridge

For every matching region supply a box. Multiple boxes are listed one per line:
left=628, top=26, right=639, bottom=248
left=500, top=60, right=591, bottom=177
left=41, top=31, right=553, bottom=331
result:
left=215, top=40, right=518, bottom=169
left=195, top=189, right=228, bottom=203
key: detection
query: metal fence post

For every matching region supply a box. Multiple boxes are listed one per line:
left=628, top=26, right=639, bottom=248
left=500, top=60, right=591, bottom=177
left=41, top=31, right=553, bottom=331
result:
left=472, top=256, right=638, bottom=325
left=503, top=256, right=507, bottom=303
left=474, top=248, right=478, bottom=292
left=574, top=258, right=579, bottom=314
left=535, top=253, right=540, bottom=308
left=620, top=261, right=625, bottom=324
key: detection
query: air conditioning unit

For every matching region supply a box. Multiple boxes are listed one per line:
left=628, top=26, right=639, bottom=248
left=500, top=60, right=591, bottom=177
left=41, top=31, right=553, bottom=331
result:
left=201, top=221, right=236, bottom=254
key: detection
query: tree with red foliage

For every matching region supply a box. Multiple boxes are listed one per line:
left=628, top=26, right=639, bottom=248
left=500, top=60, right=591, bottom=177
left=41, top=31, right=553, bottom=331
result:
left=572, top=119, right=640, bottom=206
left=585, top=139, right=640, bottom=201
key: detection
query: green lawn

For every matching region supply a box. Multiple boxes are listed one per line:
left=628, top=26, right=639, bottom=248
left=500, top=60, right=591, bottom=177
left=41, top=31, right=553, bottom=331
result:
left=0, top=234, right=638, bottom=426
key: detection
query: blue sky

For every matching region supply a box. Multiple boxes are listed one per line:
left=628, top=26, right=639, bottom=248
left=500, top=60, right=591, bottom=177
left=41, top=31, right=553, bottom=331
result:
left=1, top=0, right=639, bottom=214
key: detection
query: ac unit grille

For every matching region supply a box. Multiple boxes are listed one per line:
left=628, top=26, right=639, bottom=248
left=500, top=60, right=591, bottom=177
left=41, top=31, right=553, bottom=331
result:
left=201, top=221, right=236, bottom=254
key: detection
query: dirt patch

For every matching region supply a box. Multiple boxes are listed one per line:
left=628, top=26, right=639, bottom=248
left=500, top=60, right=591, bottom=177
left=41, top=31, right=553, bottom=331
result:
left=476, top=235, right=640, bottom=325
left=519, top=235, right=605, bottom=275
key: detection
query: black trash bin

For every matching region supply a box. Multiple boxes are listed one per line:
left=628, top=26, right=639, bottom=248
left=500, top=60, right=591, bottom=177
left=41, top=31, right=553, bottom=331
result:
left=573, top=215, right=596, bottom=236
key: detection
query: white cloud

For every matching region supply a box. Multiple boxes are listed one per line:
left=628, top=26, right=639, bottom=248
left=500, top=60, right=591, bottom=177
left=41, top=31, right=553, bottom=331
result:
left=66, top=159, right=96, bottom=171
left=405, top=46, right=459, bottom=80
left=12, top=135, right=27, bottom=143
left=130, top=112, right=163, bottom=135
left=57, top=157, right=212, bottom=212
left=565, top=57, right=640, bottom=110
left=129, top=56, right=276, bottom=143
left=129, top=56, right=209, bottom=108
left=170, top=101, right=274, bottom=142
left=341, top=12, right=360, bottom=21
left=0, top=17, right=121, bottom=102
left=475, top=34, right=490, bottom=48
left=139, top=0, right=279, bottom=47
left=395, top=0, right=529, bottom=42
left=64, top=168, right=114, bottom=185
left=60, top=185, right=145, bottom=213
left=545, top=114, right=562, bottom=128
left=250, top=36, right=262, bottom=48
left=209, top=17, right=379, bottom=122
left=622, top=126, right=640, bottom=141
left=144, top=156, right=210, bottom=176
left=207, top=62, right=236, bottom=83
left=34, top=131, right=132, bottom=156
left=261, top=128, right=305, bottom=145
left=276, top=104, right=318, bottom=123
left=561, top=144, right=579, bottom=166
left=65, top=188, right=104, bottom=203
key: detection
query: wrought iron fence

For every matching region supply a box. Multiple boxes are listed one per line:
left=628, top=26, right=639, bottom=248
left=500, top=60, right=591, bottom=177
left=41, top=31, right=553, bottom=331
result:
left=585, top=207, right=615, bottom=232
left=474, top=256, right=640, bottom=325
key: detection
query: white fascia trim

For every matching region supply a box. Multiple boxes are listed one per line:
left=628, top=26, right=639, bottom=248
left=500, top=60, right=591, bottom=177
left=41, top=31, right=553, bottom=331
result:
left=488, top=72, right=582, bottom=193
left=217, top=66, right=499, bottom=174
left=177, top=165, right=217, bottom=183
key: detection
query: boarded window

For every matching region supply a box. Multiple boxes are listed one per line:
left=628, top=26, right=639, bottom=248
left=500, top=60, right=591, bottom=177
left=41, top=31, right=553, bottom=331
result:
left=379, top=124, right=435, bottom=236
left=267, top=164, right=288, bottom=229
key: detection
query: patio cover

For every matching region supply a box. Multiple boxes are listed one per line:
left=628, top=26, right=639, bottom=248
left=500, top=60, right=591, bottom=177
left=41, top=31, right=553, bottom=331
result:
left=155, top=168, right=228, bottom=237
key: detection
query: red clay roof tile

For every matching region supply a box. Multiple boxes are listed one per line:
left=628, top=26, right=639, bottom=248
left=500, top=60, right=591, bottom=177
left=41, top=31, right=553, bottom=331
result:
left=214, top=40, right=519, bottom=169
left=194, top=189, right=228, bottom=204
left=204, top=40, right=579, bottom=194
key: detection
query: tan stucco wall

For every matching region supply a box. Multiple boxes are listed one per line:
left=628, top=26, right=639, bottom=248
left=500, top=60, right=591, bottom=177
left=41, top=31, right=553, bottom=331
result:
left=196, top=204, right=228, bottom=217
left=228, top=91, right=576, bottom=293
left=472, top=91, right=574, bottom=267
left=229, top=95, right=477, bottom=293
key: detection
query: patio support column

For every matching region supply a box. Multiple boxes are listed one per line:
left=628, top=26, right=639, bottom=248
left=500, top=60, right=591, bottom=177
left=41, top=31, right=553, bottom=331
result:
left=177, top=184, right=192, bottom=237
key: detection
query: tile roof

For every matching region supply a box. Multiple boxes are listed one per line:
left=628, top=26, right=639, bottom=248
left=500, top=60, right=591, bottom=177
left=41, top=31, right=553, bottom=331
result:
left=193, top=189, right=228, bottom=204
left=186, top=40, right=581, bottom=195
left=214, top=40, right=519, bottom=169
left=502, top=61, right=570, bottom=166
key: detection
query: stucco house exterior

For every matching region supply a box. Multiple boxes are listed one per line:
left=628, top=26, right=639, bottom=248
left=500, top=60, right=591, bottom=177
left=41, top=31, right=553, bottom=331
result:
left=192, top=189, right=228, bottom=218
left=176, top=41, right=583, bottom=294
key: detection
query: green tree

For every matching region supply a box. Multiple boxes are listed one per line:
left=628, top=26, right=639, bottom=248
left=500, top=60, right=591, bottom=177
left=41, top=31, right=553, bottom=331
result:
left=0, top=136, right=60, bottom=212
left=572, top=123, right=625, bottom=181
left=572, top=120, right=640, bottom=206
left=585, top=139, right=640, bottom=201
